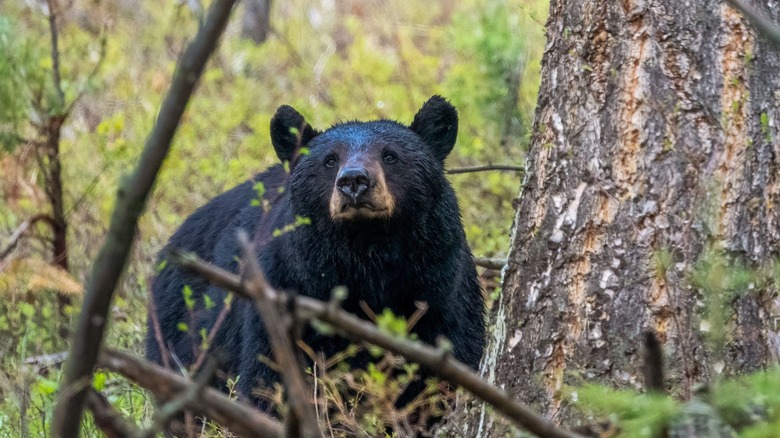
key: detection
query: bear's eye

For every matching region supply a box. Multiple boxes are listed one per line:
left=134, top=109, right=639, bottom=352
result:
left=324, top=155, right=338, bottom=168
left=383, top=151, right=398, bottom=164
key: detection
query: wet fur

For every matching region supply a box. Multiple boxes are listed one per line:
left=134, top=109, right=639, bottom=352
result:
left=146, top=96, right=484, bottom=414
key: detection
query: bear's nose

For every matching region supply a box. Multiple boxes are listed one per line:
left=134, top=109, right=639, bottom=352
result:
left=337, top=168, right=371, bottom=202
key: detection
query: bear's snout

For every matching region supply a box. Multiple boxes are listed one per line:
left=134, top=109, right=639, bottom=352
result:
left=336, top=167, right=371, bottom=202
left=329, top=162, right=394, bottom=221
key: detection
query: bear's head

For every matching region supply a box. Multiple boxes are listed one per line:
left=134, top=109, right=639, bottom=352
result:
left=271, top=96, right=458, bottom=225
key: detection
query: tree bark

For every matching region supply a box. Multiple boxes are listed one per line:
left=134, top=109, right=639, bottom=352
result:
left=467, top=0, right=780, bottom=434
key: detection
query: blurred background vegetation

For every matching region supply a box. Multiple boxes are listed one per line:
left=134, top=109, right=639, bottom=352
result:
left=0, top=0, right=547, bottom=434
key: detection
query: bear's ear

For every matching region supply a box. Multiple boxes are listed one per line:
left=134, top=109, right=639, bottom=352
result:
left=270, top=105, right=318, bottom=163
left=410, top=95, right=458, bottom=161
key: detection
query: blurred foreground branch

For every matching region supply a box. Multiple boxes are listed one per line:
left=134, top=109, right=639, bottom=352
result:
left=99, top=349, right=283, bottom=437
left=85, top=389, right=141, bottom=438
left=52, top=1, right=239, bottom=436
left=725, top=0, right=780, bottom=47
left=238, top=232, right=321, bottom=436
left=172, top=250, right=584, bottom=438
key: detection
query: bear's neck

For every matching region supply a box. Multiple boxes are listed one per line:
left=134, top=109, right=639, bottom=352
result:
left=282, top=206, right=459, bottom=312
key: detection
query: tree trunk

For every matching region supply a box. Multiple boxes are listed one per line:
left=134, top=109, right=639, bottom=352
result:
left=467, top=0, right=780, bottom=434
left=44, top=113, right=72, bottom=319
left=241, top=0, right=271, bottom=44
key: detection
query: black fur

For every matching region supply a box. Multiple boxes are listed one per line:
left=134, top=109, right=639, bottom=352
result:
left=146, top=96, right=485, bottom=413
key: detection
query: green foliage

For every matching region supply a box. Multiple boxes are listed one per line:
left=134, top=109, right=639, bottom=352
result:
left=714, top=367, right=780, bottom=437
left=653, top=248, right=674, bottom=279
left=271, top=215, right=311, bottom=237
left=182, top=284, right=195, bottom=310
left=1, top=0, right=548, bottom=434
left=692, top=246, right=757, bottom=360
left=0, top=17, right=45, bottom=150
left=571, top=242, right=779, bottom=437
left=302, top=323, right=446, bottom=436
left=571, top=384, right=680, bottom=437
left=376, top=309, right=414, bottom=339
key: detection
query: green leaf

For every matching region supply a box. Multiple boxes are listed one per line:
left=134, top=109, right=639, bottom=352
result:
left=182, top=285, right=194, bottom=310
left=376, top=309, right=408, bottom=338
left=35, top=378, right=59, bottom=396
left=203, top=293, right=215, bottom=310
left=93, top=372, right=107, bottom=391
left=366, top=363, right=386, bottom=385
left=253, top=181, right=265, bottom=199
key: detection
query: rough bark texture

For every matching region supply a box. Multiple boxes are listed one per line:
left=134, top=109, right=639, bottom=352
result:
left=466, top=0, right=780, bottom=434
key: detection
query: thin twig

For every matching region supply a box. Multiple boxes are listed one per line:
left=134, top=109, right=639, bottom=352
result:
left=725, top=0, right=780, bottom=47
left=85, top=389, right=140, bottom=438
left=98, top=349, right=283, bottom=437
left=190, top=294, right=233, bottom=373
left=239, top=232, right=321, bottom=436
left=146, top=287, right=171, bottom=370
left=174, top=252, right=585, bottom=438
left=52, top=1, right=239, bottom=436
left=447, top=164, right=524, bottom=175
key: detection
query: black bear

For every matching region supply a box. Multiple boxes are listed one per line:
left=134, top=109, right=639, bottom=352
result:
left=146, top=96, right=485, bottom=417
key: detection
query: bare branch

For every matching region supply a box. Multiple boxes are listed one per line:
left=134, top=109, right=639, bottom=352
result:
left=141, top=355, right=221, bottom=438
left=0, top=214, right=56, bottom=262
left=446, top=164, right=524, bottom=175
left=473, top=256, right=506, bottom=270
left=170, top=250, right=251, bottom=299
left=173, top=252, right=585, bottom=438
left=238, top=232, right=321, bottom=436
left=725, top=0, right=780, bottom=47
left=98, top=349, right=283, bottom=437
left=52, top=1, right=239, bottom=436
left=85, top=389, right=141, bottom=438
left=46, top=0, right=65, bottom=111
